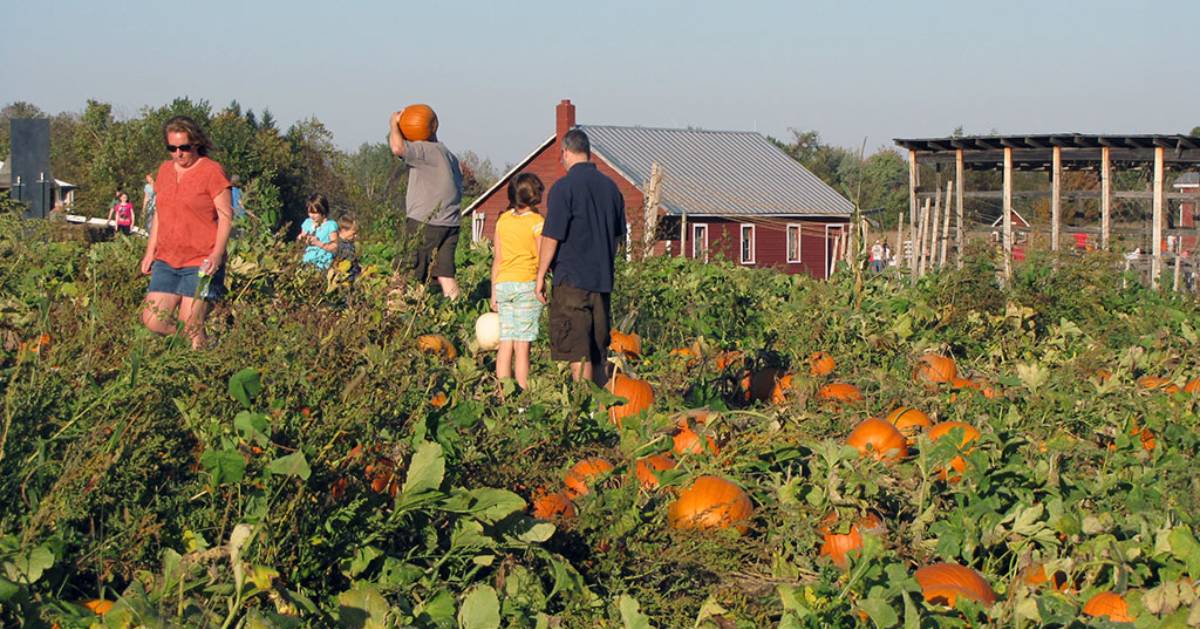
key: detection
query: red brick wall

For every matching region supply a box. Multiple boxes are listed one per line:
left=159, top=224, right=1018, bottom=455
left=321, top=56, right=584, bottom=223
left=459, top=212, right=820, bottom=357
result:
left=473, top=141, right=647, bottom=246
left=663, top=217, right=848, bottom=279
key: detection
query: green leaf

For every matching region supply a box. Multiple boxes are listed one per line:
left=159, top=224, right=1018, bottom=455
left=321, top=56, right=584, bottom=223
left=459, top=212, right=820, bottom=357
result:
left=416, top=589, right=457, bottom=628
left=0, top=576, right=18, bottom=602
left=618, top=594, right=653, bottom=629
left=1169, top=527, right=1200, bottom=577
left=513, top=519, right=556, bottom=544
left=200, top=449, right=246, bottom=485
left=2, top=545, right=53, bottom=585
left=234, top=410, right=271, bottom=445
left=403, top=441, right=445, bottom=495
left=859, top=594, right=899, bottom=627
left=229, top=368, right=262, bottom=408
left=466, top=488, right=526, bottom=524
left=343, top=545, right=382, bottom=578
left=267, top=451, right=311, bottom=480
left=458, top=585, right=501, bottom=629
left=337, top=583, right=390, bottom=629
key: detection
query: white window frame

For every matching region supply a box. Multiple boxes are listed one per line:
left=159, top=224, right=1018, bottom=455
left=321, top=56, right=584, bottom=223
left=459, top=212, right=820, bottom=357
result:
left=786, top=224, right=803, bottom=263
left=472, top=211, right=486, bottom=243
left=691, top=223, right=709, bottom=262
left=739, top=223, right=756, bottom=264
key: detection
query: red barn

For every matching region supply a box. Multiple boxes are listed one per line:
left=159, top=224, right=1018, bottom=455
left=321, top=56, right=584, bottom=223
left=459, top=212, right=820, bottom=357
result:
left=1176, top=172, right=1199, bottom=253
left=465, top=100, right=854, bottom=279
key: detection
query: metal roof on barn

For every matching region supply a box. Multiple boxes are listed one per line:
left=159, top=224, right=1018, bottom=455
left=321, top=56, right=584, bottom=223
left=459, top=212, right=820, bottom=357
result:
left=579, top=125, right=854, bottom=217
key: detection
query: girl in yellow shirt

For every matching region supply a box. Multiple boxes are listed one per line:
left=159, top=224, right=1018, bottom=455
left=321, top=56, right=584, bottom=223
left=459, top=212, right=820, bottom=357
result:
left=490, top=173, right=545, bottom=388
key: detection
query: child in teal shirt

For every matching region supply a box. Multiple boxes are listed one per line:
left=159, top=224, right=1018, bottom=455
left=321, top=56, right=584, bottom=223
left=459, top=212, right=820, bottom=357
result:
left=298, top=193, right=338, bottom=269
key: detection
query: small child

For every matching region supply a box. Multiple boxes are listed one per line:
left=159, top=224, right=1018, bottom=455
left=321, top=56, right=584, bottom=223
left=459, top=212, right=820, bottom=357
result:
left=298, top=193, right=338, bottom=269
left=108, top=191, right=135, bottom=235
left=334, top=213, right=361, bottom=282
left=491, top=173, right=545, bottom=389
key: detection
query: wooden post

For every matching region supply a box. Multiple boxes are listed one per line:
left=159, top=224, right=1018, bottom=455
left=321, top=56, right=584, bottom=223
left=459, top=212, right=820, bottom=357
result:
left=955, top=149, right=965, bottom=269
left=1152, top=146, right=1164, bottom=289
left=908, top=150, right=919, bottom=273
left=1051, top=146, right=1062, bottom=252
left=1174, top=251, right=1183, bottom=292
left=1003, top=146, right=1014, bottom=283
left=917, top=198, right=931, bottom=277
left=642, top=161, right=663, bottom=257
left=940, top=179, right=953, bottom=266
left=896, top=212, right=905, bottom=269
left=835, top=231, right=844, bottom=276
left=929, top=187, right=942, bottom=273
left=680, top=211, right=688, bottom=259
left=1101, top=146, right=1112, bottom=251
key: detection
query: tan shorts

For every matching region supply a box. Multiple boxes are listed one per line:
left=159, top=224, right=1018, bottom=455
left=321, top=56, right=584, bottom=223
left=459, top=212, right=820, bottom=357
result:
left=548, top=283, right=611, bottom=363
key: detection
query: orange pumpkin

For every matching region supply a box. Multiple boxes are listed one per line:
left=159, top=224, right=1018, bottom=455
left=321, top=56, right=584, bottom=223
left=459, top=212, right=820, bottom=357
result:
left=745, top=368, right=794, bottom=404
left=915, top=354, right=958, bottom=385
left=609, top=330, right=642, bottom=357
left=1137, top=375, right=1180, bottom=394
left=398, top=104, right=437, bottom=141
left=1128, top=424, right=1156, bottom=451
left=713, top=350, right=745, bottom=371
left=915, top=562, right=997, bottom=607
left=1082, top=591, right=1133, bottom=622
left=817, top=382, right=864, bottom=403
left=809, top=351, right=836, bottom=377
left=928, top=422, right=982, bottom=481
left=667, top=476, right=753, bottom=534
left=673, top=425, right=720, bottom=457
left=531, top=490, right=576, bottom=520
left=818, top=511, right=885, bottom=568
left=563, top=458, right=614, bottom=499
left=634, top=453, right=676, bottom=489
left=607, top=374, right=654, bottom=428
left=846, top=418, right=908, bottom=461
left=430, top=392, right=449, bottom=408
left=1184, top=378, right=1200, bottom=394
left=1021, top=564, right=1069, bottom=592
left=82, top=599, right=114, bottom=615
left=417, top=334, right=457, bottom=361
left=668, top=345, right=701, bottom=366
left=1094, top=368, right=1114, bottom=383
left=948, top=377, right=977, bottom=390
left=886, top=407, right=932, bottom=444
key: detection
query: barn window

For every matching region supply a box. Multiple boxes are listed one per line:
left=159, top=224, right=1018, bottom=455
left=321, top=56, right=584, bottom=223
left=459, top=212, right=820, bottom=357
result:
left=691, top=224, right=709, bottom=262
left=472, top=211, right=486, bottom=243
left=786, top=224, right=802, bottom=263
left=739, top=224, right=755, bottom=264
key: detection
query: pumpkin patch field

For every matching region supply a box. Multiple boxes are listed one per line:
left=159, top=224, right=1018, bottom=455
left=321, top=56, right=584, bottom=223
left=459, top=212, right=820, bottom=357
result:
left=2, top=215, right=1200, bottom=627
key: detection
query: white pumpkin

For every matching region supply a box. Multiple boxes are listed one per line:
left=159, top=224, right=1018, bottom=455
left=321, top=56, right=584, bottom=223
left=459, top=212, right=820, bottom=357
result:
left=475, top=312, right=501, bottom=350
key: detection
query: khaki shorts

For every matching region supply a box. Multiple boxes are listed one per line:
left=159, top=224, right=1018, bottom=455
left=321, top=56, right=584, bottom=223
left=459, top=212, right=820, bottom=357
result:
left=548, top=283, right=611, bottom=363
left=406, top=219, right=459, bottom=281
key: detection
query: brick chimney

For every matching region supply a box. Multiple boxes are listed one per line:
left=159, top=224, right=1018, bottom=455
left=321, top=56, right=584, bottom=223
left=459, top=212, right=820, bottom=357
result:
left=556, top=99, right=576, bottom=143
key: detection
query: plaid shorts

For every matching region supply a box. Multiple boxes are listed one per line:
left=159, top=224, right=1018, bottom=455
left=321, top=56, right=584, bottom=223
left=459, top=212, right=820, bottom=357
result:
left=495, top=281, right=542, bottom=342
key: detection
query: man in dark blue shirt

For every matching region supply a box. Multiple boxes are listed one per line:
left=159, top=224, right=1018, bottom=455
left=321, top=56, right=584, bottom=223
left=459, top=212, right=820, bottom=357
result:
left=535, top=129, right=626, bottom=385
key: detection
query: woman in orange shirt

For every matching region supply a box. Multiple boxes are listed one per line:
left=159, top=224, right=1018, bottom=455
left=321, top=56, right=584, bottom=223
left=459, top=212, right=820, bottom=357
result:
left=140, top=116, right=233, bottom=349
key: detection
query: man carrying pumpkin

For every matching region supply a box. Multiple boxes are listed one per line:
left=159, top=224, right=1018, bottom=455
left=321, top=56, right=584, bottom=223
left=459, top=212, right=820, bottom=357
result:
left=389, top=105, right=465, bottom=299
left=535, top=129, right=626, bottom=386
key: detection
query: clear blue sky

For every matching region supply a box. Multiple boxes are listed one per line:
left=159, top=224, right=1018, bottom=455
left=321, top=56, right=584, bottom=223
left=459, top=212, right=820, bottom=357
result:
left=3, top=0, right=1198, bottom=168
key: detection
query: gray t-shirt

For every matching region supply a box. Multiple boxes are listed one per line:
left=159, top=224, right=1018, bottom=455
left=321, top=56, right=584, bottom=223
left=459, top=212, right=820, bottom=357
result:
left=403, top=140, right=463, bottom=227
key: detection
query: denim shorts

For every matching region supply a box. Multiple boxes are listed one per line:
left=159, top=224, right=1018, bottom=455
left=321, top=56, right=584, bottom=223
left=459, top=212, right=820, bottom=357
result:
left=495, top=281, right=542, bottom=342
left=148, top=261, right=226, bottom=301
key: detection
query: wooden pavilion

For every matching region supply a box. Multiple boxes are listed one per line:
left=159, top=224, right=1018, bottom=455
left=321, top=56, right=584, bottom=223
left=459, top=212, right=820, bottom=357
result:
left=893, top=134, right=1200, bottom=288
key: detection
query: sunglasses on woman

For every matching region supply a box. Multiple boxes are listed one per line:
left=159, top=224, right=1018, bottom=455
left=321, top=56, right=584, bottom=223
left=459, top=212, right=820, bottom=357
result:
left=166, top=144, right=194, bottom=153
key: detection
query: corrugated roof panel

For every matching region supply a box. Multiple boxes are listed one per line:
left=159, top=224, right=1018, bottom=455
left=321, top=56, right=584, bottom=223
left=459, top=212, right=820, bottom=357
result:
left=579, top=125, right=854, bottom=217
